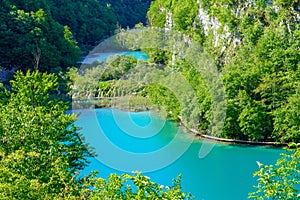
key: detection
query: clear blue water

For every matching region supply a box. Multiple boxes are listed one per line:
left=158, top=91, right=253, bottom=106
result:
left=74, top=108, right=283, bottom=200
left=82, top=51, right=149, bottom=64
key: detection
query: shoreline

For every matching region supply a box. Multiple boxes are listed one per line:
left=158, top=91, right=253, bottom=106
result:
left=72, top=98, right=287, bottom=147
left=178, top=116, right=287, bottom=147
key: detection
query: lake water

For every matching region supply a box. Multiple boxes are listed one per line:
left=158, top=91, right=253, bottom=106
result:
left=74, top=108, right=283, bottom=200
left=82, top=51, right=149, bottom=64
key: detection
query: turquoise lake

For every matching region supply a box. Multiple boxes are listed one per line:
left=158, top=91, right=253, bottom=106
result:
left=82, top=51, right=149, bottom=64
left=74, top=108, right=283, bottom=200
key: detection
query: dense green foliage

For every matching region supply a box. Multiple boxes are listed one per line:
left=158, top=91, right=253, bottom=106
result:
left=0, top=0, right=152, bottom=73
left=50, top=0, right=152, bottom=48
left=148, top=0, right=204, bottom=42
left=0, top=71, right=191, bottom=199
left=0, top=1, right=196, bottom=198
left=87, top=172, right=192, bottom=200
left=69, top=55, right=138, bottom=98
left=0, top=71, right=89, bottom=198
left=1, top=0, right=299, bottom=198
left=106, top=0, right=152, bottom=28
left=0, top=0, right=81, bottom=73
left=145, top=0, right=300, bottom=143
left=249, top=144, right=300, bottom=199
left=49, top=0, right=116, bottom=48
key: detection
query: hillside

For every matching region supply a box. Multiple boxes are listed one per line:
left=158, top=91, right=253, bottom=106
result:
left=145, top=0, right=300, bottom=142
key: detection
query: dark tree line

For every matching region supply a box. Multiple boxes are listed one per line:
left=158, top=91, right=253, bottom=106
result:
left=0, top=0, right=152, bottom=73
left=0, top=0, right=81, bottom=73
left=105, top=0, right=152, bottom=28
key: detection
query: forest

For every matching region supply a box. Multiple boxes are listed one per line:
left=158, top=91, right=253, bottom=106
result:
left=72, top=0, right=300, bottom=143
left=0, top=0, right=299, bottom=199
left=0, top=0, right=151, bottom=74
left=145, top=0, right=300, bottom=144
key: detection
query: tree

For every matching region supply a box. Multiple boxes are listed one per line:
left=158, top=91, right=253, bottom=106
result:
left=105, top=0, right=152, bottom=28
left=146, top=0, right=300, bottom=142
left=0, top=70, right=192, bottom=199
left=249, top=144, right=300, bottom=199
left=0, top=2, right=81, bottom=72
left=86, top=172, right=193, bottom=200
left=272, top=92, right=300, bottom=143
left=0, top=71, right=90, bottom=198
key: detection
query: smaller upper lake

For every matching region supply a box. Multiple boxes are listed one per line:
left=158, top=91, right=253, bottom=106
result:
left=82, top=51, right=149, bottom=64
